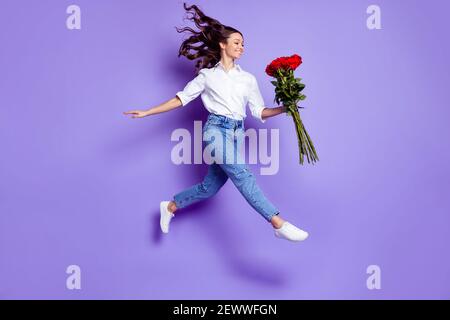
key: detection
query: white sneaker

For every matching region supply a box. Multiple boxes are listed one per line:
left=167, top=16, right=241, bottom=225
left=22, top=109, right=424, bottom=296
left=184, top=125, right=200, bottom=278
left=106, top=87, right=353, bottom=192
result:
left=274, top=222, right=309, bottom=242
left=160, top=201, right=175, bottom=234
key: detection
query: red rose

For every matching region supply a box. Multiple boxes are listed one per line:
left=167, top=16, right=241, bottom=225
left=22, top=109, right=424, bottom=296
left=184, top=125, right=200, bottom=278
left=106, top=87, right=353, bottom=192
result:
left=265, top=54, right=302, bottom=77
left=289, top=54, right=302, bottom=70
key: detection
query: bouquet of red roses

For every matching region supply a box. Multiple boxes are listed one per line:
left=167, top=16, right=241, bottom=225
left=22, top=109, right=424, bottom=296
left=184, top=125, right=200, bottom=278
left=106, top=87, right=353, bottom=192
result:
left=265, top=54, right=319, bottom=165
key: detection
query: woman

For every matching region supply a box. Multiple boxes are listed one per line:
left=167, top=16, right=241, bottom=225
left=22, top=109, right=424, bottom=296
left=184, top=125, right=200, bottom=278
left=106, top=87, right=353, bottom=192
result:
left=123, top=3, right=308, bottom=242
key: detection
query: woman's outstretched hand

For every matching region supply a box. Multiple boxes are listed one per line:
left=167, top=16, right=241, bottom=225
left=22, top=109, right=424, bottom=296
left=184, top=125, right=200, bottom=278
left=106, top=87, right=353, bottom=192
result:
left=123, top=110, right=149, bottom=118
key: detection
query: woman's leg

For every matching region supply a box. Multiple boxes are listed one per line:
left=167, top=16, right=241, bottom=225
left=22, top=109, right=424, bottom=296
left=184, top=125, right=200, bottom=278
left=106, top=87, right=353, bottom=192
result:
left=217, top=161, right=280, bottom=223
left=213, top=125, right=281, bottom=224
left=169, top=163, right=228, bottom=213
left=168, top=164, right=285, bottom=227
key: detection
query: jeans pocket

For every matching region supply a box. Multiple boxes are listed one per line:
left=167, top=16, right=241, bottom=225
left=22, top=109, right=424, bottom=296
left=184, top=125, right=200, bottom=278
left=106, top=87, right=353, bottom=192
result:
left=206, top=116, right=222, bottom=126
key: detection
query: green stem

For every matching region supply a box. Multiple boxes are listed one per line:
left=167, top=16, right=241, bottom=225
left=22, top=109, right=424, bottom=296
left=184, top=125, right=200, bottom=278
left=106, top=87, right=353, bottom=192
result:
left=287, top=104, right=319, bottom=165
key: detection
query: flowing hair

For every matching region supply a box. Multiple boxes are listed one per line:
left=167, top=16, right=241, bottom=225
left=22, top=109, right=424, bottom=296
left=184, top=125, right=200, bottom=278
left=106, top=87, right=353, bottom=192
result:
left=175, top=2, right=243, bottom=75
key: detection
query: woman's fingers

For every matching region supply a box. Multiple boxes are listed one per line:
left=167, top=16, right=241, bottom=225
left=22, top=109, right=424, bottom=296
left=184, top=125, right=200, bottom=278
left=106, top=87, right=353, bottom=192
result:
left=123, top=110, right=148, bottom=118
left=123, top=111, right=142, bottom=118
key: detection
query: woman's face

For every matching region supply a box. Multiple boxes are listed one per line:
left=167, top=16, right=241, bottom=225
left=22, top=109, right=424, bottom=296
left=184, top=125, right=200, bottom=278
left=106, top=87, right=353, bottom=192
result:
left=220, top=32, right=245, bottom=59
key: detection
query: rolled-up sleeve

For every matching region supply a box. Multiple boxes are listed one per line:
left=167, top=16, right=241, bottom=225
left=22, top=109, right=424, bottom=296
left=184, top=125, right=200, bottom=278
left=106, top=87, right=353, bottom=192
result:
left=247, top=75, right=266, bottom=123
left=175, top=70, right=206, bottom=106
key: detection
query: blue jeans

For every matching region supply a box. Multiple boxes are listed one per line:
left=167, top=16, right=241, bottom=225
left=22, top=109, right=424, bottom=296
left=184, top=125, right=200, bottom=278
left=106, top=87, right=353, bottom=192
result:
left=173, top=113, right=279, bottom=223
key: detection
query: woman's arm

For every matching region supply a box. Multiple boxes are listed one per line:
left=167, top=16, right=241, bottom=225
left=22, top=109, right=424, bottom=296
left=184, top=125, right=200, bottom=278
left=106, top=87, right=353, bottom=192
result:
left=145, top=96, right=183, bottom=116
left=261, top=106, right=287, bottom=121
left=123, top=96, right=182, bottom=118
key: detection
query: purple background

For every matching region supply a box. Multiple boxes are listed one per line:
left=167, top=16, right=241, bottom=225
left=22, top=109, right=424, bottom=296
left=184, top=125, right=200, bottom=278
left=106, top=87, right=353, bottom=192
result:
left=1, top=0, right=449, bottom=299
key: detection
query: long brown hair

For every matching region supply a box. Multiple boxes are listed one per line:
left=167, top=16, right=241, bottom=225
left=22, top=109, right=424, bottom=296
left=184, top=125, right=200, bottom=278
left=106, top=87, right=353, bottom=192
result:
left=175, top=2, right=243, bottom=75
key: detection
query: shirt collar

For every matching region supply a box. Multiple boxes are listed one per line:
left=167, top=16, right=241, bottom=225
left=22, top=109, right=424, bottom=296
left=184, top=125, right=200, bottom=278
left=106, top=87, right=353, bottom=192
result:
left=214, top=61, right=241, bottom=72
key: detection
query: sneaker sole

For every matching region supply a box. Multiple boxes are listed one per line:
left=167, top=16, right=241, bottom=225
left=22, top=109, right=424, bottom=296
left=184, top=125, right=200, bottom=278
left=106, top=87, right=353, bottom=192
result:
left=274, top=230, right=309, bottom=242
left=160, top=202, right=170, bottom=233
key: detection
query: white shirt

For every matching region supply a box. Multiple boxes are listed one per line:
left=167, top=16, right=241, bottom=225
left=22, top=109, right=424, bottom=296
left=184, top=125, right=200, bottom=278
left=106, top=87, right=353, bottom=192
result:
left=176, top=61, right=266, bottom=123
